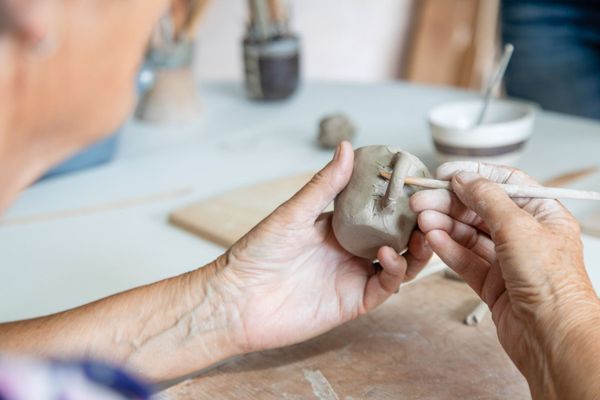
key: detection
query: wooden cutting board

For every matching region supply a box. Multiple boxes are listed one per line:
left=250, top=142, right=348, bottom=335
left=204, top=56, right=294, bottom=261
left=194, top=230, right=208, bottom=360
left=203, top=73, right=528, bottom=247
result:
left=159, top=273, right=530, bottom=399
left=169, top=172, right=317, bottom=248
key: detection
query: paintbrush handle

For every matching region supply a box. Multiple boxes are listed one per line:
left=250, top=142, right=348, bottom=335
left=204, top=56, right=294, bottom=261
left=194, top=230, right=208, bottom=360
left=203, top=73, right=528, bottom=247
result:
left=249, top=0, right=271, bottom=40
left=267, top=0, right=285, bottom=23
left=404, top=177, right=600, bottom=201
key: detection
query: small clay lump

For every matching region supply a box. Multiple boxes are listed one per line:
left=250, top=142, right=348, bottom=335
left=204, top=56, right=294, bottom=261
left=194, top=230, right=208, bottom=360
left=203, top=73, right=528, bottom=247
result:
left=317, top=112, right=357, bottom=149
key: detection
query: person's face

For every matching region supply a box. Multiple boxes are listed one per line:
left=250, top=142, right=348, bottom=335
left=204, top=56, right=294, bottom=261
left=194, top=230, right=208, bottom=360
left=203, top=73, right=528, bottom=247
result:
left=0, top=0, right=166, bottom=157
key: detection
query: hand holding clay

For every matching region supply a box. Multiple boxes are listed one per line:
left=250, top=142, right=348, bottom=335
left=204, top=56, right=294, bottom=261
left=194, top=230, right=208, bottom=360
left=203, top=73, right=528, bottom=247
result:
left=211, top=142, right=432, bottom=354
left=411, top=161, right=600, bottom=400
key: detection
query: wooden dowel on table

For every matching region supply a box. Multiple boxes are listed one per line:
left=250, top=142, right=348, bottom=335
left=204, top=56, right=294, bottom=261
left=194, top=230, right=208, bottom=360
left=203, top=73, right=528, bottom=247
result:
left=378, top=171, right=600, bottom=201
left=542, top=166, right=599, bottom=188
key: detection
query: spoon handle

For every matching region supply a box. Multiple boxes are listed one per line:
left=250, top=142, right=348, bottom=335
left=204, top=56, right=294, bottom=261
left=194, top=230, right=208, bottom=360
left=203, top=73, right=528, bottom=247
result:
left=475, top=43, right=514, bottom=126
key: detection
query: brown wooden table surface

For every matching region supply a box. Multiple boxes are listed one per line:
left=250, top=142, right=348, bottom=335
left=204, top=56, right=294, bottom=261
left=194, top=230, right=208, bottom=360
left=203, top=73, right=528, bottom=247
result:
left=160, top=273, right=530, bottom=399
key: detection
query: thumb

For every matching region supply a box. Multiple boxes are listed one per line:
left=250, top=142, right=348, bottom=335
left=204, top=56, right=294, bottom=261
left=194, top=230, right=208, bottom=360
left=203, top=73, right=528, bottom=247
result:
left=451, top=171, right=535, bottom=241
left=285, top=141, right=354, bottom=221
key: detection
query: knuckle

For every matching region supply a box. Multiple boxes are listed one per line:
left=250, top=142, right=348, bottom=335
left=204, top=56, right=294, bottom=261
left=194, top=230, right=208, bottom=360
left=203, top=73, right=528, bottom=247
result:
left=465, top=230, right=480, bottom=250
left=312, top=170, right=326, bottom=184
left=310, top=170, right=336, bottom=195
left=496, top=216, right=538, bottom=241
left=510, top=168, right=540, bottom=186
left=470, top=179, right=497, bottom=200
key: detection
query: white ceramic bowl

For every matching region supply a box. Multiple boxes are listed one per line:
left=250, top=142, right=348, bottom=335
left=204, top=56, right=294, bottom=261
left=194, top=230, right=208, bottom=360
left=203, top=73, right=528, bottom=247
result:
left=428, top=99, right=536, bottom=166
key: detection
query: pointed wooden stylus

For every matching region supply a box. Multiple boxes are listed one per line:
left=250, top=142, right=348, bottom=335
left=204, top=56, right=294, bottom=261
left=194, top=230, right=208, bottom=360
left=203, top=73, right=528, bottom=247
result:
left=378, top=171, right=600, bottom=201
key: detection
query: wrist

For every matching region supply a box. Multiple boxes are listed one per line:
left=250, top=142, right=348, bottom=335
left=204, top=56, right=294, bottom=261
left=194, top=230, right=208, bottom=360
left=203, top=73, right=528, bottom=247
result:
left=202, top=252, right=252, bottom=354
left=526, top=292, right=600, bottom=399
left=124, top=258, right=246, bottom=380
left=183, top=257, right=247, bottom=361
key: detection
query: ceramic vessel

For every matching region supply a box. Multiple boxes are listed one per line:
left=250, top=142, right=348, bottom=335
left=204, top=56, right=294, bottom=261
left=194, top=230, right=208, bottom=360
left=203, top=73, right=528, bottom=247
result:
left=428, top=99, right=536, bottom=166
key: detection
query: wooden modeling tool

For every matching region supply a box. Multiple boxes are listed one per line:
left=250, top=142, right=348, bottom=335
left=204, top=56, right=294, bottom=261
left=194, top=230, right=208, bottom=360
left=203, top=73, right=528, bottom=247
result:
left=249, top=0, right=271, bottom=40
left=267, top=0, right=285, bottom=23
left=378, top=171, right=600, bottom=201
left=542, top=166, right=599, bottom=187
left=267, top=0, right=288, bottom=34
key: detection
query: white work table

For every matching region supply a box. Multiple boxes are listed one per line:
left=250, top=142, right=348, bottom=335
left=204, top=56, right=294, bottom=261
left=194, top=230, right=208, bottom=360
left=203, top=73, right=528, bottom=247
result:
left=1, top=81, right=599, bottom=322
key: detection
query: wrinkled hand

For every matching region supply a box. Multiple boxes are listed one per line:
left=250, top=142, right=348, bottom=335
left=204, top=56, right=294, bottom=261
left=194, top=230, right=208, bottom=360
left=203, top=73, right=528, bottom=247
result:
left=214, top=142, right=432, bottom=353
left=410, top=161, right=600, bottom=400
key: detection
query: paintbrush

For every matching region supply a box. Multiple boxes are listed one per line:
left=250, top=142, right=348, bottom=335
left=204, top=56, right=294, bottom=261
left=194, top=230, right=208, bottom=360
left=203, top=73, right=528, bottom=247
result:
left=249, top=0, right=272, bottom=41
left=267, top=0, right=285, bottom=22
left=378, top=171, right=600, bottom=201
left=267, top=0, right=289, bottom=34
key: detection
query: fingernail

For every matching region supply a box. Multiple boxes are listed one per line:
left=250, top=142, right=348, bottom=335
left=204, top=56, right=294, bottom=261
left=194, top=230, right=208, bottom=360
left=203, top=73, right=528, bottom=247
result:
left=422, top=239, right=431, bottom=252
left=425, top=229, right=443, bottom=244
left=455, top=171, right=479, bottom=185
left=424, top=235, right=433, bottom=248
left=333, top=143, right=341, bottom=161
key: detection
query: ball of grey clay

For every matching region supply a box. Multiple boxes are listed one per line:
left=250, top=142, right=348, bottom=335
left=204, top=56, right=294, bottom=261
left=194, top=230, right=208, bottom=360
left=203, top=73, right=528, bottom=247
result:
left=317, top=113, right=357, bottom=149
left=332, top=145, right=431, bottom=260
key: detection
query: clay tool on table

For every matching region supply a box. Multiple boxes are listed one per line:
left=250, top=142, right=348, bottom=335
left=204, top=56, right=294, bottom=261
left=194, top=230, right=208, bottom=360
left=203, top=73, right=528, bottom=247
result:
left=378, top=172, right=600, bottom=201
left=542, top=166, right=599, bottom=187
left=464, top=302, right=489, bottom=326
left=474, top=43, right=514, bottom=126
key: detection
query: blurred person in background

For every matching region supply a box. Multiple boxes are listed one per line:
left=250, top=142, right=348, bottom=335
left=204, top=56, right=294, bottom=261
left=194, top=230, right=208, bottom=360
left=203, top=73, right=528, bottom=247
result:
left=502, top=0, right=600, bottom=120
left=0, top=2, right=600, bottom=400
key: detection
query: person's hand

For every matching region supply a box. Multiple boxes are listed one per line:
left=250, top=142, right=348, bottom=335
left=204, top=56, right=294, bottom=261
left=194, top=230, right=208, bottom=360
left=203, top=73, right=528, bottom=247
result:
left=211, top=141, right=432, bottom=353
left=410, top=161, right=600, bottom=400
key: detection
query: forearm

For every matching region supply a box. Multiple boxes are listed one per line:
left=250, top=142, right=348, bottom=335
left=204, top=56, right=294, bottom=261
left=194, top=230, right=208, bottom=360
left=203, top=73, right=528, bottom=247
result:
left=0, top=259, right=243, bottom=381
